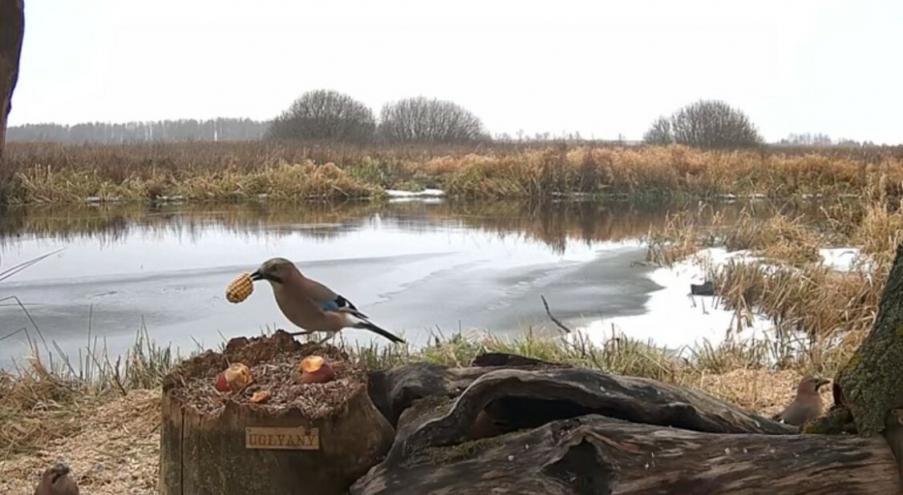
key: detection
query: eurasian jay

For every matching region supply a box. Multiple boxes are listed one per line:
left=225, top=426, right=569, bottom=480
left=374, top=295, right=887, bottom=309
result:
left=250, top=257, right=404, bottom=344
left=34, top=463, right=78, bottom=495
left=772, top=375, right=830, bottom=426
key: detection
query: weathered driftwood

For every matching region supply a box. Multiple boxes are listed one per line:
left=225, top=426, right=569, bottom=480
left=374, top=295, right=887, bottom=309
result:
left=367, top=353, right=571, bottom=427
left=353, top=365, right=901, bottom=494
left=836, top=243, right=903, bottom=436
left=160, top=332, right=394, bottom=495
left=391, top=367, right=793, bottom=459
left=368, top=363, right=516, bottom=426
left=352, top=414, right=902, bottom=495
left=0, top=0, right=24, bottom=157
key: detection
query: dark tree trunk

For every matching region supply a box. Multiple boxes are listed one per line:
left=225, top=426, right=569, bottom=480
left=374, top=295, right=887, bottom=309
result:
left=0, top=0, right=25, bottom=158
left=835, top=243, right=903, bottom=436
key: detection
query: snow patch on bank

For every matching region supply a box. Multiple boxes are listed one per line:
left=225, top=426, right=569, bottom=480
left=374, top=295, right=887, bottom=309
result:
left=576, top=250, right=769, bottom=350
left=819, top=248, right=860, bottom=272
left=385, top=189, right=446, bottom=203
left=576, top=245, right=862, bottom=350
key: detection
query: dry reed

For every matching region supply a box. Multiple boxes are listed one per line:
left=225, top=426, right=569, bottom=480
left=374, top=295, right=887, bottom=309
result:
left=4, top=142, right=903, bottom=204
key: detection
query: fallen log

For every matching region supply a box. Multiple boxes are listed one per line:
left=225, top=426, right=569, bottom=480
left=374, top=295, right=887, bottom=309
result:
left=392, top=366, right=794, bottom=459
left=353, top=364, right=903, bottom=493
left=353, top=414, right=902, bottom=494
left=366, top=354, right=586, bottom=428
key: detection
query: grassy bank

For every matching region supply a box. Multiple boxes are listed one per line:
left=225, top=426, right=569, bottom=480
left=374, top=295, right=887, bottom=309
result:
left=3, top=141, right=903, bottom=204
left=3, top=192, right=898, bottom=465
left=647, top=192, right=903, bottom=373
left=0, top=323, right=832, bottom=463
left=0, top=325, right=828, bottom=494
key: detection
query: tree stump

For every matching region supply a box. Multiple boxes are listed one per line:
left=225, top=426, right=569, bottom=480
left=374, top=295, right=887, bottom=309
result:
left=159, top=331, right=394, bottom=495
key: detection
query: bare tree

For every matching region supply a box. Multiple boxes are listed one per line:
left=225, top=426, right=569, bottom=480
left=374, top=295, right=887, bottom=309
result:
left=780, top=133, right=833, bottom=147
left=668, top=100, right=761, bottom=149
left=378, top=97, right=487, bottom=144
left=0, top=0, right=25, bottom=158
left=267, top=89, right=375, bottom=143
left=9, top=118, right=270, bottom=143
left=643, top=116, right=673, bottom=145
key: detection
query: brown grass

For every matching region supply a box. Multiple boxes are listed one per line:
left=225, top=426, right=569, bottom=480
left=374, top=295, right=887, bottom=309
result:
left=4, top=142, right=903, bottom=204
left=644, top=197, right=901, bottom=375
left=0, top=366, right=814, bottom=495
left=0, top=329, right=821, bottom=494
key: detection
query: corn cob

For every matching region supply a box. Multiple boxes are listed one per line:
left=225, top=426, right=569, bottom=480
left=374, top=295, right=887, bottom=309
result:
left=226, top=272, right=254, bottom=303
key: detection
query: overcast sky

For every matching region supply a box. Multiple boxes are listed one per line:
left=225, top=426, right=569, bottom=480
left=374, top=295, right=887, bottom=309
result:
left=8, top=0, right=903, bottom=143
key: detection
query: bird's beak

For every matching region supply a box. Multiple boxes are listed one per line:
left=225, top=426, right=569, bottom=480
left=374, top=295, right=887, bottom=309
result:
left=816, top=378, right=830, bottom=390
left=250, top=270, right=281, bottom=283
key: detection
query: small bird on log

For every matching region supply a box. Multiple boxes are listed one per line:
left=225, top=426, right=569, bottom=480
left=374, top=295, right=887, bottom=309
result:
left=250, top=257, right=405, bottom=344
left=34, top=463, right=79, bottom=495
left=773, top=376, right=830, bottom=426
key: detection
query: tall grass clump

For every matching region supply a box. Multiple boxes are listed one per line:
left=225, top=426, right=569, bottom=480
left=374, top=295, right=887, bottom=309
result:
left=721, top=211, right=822, bottom=265
left=1, top=320, right=849, bottom=458
left=4, top=141, right=903, bottom=204
left=0, top=328, right=180, bottom=456
left=644, top=199, right=899, bottom=374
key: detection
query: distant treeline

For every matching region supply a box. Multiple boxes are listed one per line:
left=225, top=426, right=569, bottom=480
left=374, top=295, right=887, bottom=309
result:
left=7, top=118, right=270, bottom=143
left=5, top=93, right=891, bottom=148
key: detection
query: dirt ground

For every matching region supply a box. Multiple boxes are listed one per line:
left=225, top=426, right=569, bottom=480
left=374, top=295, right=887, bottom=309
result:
left=0, top=369, right=823, bottom=494
left=0, top=390, right=159, bottom=495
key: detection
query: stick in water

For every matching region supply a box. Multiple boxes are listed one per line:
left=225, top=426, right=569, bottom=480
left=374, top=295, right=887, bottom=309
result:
left=541, top=295, right=572, bottom=333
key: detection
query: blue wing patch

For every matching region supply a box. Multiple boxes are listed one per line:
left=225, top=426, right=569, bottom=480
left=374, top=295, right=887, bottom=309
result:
left=321, top=295, right=363, bottom=316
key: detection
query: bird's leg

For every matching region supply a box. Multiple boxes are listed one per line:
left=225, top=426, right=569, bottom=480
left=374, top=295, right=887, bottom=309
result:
left=316, top=332, right=339, bottom=346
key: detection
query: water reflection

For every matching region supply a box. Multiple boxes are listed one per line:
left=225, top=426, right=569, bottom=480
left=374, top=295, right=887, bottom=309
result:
left=0, top=198, right=781, bottom=369
left=1, top=199, right=674, bottom=252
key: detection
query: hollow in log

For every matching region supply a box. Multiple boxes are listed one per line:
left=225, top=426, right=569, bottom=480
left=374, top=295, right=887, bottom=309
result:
left=354, top=364, right=900, bottom=494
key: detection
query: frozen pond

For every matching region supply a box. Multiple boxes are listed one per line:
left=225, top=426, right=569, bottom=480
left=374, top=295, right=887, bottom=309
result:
left=0, top=199, right=723, bottom=369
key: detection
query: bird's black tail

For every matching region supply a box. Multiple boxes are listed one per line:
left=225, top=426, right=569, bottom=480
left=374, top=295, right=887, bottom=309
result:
left=354, top=320, right=405, bottom=344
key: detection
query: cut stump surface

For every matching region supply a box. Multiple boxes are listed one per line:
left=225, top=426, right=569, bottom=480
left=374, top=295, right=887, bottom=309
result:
left=159, top=330, right=394, bottom=495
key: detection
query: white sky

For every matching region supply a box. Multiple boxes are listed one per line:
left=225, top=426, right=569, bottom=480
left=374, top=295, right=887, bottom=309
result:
left=8, top=0, right=903, bottom=143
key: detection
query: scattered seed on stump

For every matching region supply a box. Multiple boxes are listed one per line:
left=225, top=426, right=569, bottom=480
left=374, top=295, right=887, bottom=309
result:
left=167, top=331, right=364, bottom=419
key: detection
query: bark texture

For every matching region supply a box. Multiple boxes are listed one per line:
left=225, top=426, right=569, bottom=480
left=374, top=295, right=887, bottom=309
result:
left=391, top=367, right=793, bottom=459
left=160, top=385, right=393, bottom=495
left=836, top=243, right=903, bottom=434
left=159, top=332, right=395, bottom=495
left=353, top=414, right=901, bottom=495
left=353, top=364, right=901, bottom=494
left=0, top=0, right=25, bottom=157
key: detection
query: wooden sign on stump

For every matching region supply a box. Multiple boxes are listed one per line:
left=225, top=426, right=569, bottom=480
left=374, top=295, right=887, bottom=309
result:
left=159, top=331, right=395, bottom=495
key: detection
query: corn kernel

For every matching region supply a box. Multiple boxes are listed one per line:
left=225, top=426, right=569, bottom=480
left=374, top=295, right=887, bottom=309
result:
left=226, top=272, right=254, bottom=303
